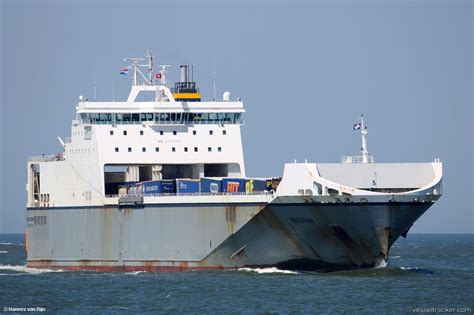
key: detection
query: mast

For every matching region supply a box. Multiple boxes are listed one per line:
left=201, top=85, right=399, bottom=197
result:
left=146, top=48, right=153, bottom=84
left=124, top=49, right=154, bottom=86
left=158, top=65, right=171, bottom=86
left=360, top=114, right=369, bottom=163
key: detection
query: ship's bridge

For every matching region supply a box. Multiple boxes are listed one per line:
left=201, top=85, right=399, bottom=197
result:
left=76, top=100, right=245, bottom=125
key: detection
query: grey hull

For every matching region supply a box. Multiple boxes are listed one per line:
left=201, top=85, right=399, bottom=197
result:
left=26, top=200, right=433, bottom=272
left=205, top=200, right=432, bottom=271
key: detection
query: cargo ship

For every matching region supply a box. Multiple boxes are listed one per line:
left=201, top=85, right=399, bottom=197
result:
left=26, top=50, right=443, bottom=272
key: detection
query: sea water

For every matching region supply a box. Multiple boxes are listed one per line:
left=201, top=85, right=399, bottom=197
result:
left=0, top=234, right=472, bottom=314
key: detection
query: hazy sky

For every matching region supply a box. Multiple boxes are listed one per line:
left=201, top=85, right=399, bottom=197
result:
left=1, top=0, right=472, bottom=233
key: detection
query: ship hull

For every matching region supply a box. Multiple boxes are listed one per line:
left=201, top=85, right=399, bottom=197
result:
left=26, top=199, right=434, bottom=272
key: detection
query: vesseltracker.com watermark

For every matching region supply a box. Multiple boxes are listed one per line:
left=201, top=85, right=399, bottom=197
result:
left=413, top=306, right=472, bottom=313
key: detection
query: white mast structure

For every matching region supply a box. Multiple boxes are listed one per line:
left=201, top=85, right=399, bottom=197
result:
left=123, top=49, right=176, bottom=103
left=157, top=65, right=171, bottom=86
left=124, top=48, right=154, bottom=86
left=359, top=114, right=370, bottom=163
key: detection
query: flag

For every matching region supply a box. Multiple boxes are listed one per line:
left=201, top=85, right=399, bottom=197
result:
left=353, top=123, right=361, bottom=130
left=120, top=68, right=128, bottom=75
left=155, top=73, right=162, bottom=79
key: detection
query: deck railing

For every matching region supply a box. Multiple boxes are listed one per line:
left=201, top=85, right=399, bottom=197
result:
left=28, top=154, right=64, bottom=162
left=106, top=191, right=274, bottom=199
left=341, top=155, right=374, bottom=164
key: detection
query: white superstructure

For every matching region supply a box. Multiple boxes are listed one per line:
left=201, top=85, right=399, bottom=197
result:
left=27, top=50, right=247, bottom=208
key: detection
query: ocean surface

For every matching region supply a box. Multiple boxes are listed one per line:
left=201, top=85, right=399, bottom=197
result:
left=0, top=234, right=472, bottom=314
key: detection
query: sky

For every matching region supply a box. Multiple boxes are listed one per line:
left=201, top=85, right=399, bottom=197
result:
left=0, top=0, right=472, bottom=233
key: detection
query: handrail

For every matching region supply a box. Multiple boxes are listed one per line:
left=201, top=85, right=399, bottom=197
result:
left=28, top=154, right=64, bottom=162
left=341, top=155, right=374, bottom=164
left=106, top=191, right=274, bottom=198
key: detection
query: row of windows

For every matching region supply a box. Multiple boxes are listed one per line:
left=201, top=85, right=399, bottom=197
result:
left=115, top=146, right=223, bottom=153
left=111, top=129, right=227, bottom=136
left=80, top=112, right=243, bottom=125
left=66, top=148, right=94, bottom=154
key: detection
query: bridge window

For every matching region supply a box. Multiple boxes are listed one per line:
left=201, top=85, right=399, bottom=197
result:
left=122, top=114, right=131, bottom=122
left=79, top=112, right=243, bottom=125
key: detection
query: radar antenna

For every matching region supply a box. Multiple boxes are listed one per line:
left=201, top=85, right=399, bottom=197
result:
left=124, top=48, right=155, bottom=86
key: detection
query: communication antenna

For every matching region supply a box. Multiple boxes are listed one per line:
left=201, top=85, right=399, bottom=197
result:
left=93, top=72, right=97, bottom=100
left=212, top=55, right=216, bottom=101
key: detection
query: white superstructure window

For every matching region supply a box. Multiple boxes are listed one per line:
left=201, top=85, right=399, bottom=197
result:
left=128, top=147, right=132, bottom=152
left=155, top=147, right=159, bottom=152
left=218, top=147, right=222, bottom=152
left=110, top=130, right=114, bottom=135
left=184, top=147, right=188, bottom=152
left=142, top=147, right=146, bottom=152
left=123, top=131, right=127, bottom=136
left=208, top=147, right=212, bottom=152
left=209, top=130, right=213, bottom=135
left=222, top=130, right=227, bottom=135
left=140, top=130, right=144, bottom=135
left=160, top=131, right=164, bottom=135
left=115, top=148, right=119, bottom=152
left=173, top=131, right=177, bottom=135
left=172, top=147, right=176, bottom=152
left=193, top=130, right=197, bottom=135
left=194, top=147, right=198, bottom=152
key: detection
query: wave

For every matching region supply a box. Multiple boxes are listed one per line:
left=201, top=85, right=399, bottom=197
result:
left=238, top=267, right=299, bottom=275
left=0, top=265, right=63, bottom=274
left=400, top=266, right=414, bottom=270
left=0, top=251, right=8, bottom=254
left=399, top=266, right=434, bottom=275
left=0, top=243, right=13, bottom=245
left=125, top=271, right=146, bottom=275
left=391, top=256, right=401, bottom=259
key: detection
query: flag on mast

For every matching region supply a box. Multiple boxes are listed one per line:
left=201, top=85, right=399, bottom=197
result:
left=119, top=68, right=128, bottom=75
left=353, top=123, right=361, bottom=130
